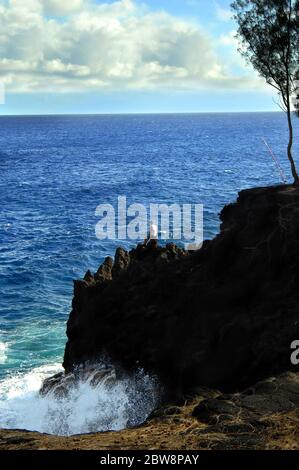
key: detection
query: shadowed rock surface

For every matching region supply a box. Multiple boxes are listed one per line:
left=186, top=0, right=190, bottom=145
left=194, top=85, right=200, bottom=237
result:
left=62, top=184, right=299, bottom=398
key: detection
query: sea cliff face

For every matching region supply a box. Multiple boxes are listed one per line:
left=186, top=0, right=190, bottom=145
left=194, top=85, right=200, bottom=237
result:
left=62, top=184, right=299, bottom=399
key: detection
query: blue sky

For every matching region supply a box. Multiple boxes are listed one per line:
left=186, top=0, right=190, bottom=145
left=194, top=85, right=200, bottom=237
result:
left=0, top=0, right=277, bottom=114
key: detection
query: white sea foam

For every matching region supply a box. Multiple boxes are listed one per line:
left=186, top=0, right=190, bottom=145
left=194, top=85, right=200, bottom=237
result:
left=0, top=342, right=8, bottom=364
left=0, top=362, right=159, bottom=436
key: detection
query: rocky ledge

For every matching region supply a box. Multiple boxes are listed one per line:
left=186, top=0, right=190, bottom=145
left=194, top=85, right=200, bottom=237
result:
left=0, top=372, right=298, bottom=450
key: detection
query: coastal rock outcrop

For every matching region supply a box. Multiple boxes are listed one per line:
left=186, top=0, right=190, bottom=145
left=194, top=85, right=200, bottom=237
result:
left=62, top=184, right=299, bottom=399
left=40, top=364, right=116, bottom=398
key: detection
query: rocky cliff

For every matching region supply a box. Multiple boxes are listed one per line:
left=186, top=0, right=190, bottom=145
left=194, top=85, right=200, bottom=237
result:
left=62, top=184, right=299, bottom=399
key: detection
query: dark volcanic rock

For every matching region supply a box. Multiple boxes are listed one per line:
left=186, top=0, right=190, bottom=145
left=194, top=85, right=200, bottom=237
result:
left=62, top=185, right=299, bottom=399
left=40, top=365, right=115, bottom=398
left=95, top=256, right=113, bottom=283
left=192, top=372, right=299, bottom=433
left=192, top=398, right=240, bottom=424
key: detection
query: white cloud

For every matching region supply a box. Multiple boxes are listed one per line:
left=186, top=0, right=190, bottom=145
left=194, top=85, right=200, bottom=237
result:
left=43, top=0, right=85, bottom=16
left=0, top=0, right=261, bottom=93
left=216, top=5, right=233, bottom=22
left=219, top=30, right=238, bottom=47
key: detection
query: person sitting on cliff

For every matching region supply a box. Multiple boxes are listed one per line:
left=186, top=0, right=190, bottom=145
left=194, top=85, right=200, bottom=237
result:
left=144, top=220, right=158, bottom=247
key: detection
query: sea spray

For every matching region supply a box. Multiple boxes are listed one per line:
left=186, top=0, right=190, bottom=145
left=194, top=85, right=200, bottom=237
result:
left=0, top=362, right=160, bottom=436
left=0, top=342, right=8, bottom=364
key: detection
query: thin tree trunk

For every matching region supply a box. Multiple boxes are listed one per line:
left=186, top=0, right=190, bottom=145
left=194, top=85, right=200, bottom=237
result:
left=285, top=1, right=298, bottom=184
left=286, top=103, right=299, bottom=184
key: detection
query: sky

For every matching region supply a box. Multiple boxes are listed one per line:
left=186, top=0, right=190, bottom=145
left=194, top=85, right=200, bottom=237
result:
left=0, top=0, right=278, bottom=114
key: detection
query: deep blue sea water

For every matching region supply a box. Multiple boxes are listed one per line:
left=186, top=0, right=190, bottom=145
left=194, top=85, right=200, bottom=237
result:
left=0, top=112, right=299, bottom=433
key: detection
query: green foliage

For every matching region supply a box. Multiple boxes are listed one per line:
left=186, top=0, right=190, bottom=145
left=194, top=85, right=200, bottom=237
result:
left=232, top=0, right=299, bottom=182
left=232, top=0, right=298, bottom=110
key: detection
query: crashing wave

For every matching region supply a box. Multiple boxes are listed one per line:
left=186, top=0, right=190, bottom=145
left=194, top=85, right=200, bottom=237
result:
left=0, top=361, right=160, bottom=436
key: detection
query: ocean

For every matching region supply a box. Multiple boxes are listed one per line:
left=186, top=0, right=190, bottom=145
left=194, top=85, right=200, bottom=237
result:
left=0, top=112, right=298, bottom=434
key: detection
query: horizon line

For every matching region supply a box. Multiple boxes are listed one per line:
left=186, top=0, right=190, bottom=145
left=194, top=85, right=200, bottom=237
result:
left=0, top=110, right=283, bottom=117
